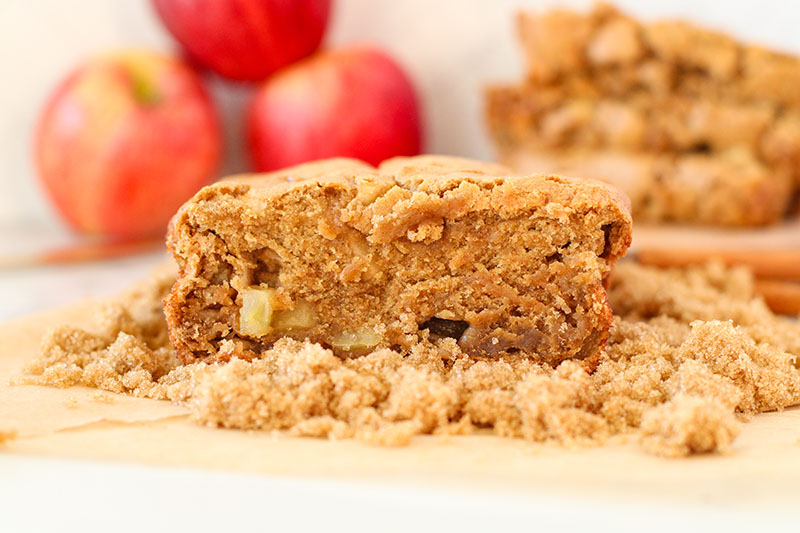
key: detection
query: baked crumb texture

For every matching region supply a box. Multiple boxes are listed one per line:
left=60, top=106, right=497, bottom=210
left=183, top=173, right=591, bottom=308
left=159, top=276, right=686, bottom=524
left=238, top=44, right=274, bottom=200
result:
left=164, top=156, right=632, bottom=367
left=21, top=261, right=800, bottom=457
left=486, top=3, right=800, bottom=226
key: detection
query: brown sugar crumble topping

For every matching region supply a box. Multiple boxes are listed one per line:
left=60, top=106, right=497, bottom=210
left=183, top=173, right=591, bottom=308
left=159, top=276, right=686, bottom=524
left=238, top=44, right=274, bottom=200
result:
left=18, top=260, right=800, bottom=458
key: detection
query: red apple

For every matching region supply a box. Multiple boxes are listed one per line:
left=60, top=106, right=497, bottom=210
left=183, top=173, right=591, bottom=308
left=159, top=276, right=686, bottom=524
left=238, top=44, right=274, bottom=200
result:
left=35, top=50, right=221, bottom=238
left=151, top=0, right=331, bottom=82
left=247, top=46, right=423, bottom=171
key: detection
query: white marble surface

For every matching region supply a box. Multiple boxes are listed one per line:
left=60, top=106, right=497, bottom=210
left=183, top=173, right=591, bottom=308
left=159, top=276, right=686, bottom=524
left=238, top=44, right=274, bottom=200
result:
left=0, top=253, right=165, bottom=322
left=0, top=218, right=167, bottom=321
left=2, top=454, right=796, bottom=533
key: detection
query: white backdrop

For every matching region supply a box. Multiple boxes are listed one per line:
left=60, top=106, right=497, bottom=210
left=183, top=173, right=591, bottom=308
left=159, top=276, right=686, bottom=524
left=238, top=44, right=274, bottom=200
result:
left=2, top=0, right=800, bottom=232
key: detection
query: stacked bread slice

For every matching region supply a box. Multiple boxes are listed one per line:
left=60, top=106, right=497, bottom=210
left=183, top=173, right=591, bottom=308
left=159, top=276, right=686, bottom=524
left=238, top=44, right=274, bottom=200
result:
left=486, top=3, right=800, bottom=226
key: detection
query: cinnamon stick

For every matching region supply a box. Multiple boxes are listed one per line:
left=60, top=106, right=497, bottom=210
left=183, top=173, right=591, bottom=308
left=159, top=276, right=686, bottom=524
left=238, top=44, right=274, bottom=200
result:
left=0, top=238, right=163, bottom=270
left=754, top=279, right=800, bottom=316
left=635, top=248, right=800, bottom=315
left=636, top=248, right=800, bottom=281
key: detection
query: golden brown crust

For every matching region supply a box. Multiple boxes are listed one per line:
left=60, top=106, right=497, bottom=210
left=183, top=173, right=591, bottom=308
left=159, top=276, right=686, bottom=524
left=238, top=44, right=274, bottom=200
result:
left=165, top=156, right=631, bottom=366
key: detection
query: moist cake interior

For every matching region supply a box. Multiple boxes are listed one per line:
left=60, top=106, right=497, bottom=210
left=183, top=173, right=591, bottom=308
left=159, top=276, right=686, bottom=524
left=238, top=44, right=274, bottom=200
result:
left=165, top=157, right=631, bottom=366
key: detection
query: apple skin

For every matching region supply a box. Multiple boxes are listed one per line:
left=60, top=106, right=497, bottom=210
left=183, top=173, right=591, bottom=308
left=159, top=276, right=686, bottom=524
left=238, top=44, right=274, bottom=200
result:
left=35, top=50, right=222, bottom=238
left=247, top=46, right=423, bottom=171
left=151, top=0, right=331, bottom=82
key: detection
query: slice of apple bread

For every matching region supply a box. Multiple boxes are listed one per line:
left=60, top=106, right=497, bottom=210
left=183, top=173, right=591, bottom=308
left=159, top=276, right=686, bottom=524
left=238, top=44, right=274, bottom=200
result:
left=164, top=155, right=631, bottom=366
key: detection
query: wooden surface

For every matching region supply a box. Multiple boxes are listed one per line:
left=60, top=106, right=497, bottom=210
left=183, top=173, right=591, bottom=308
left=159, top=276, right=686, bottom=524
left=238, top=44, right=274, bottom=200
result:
left=2, top=300, right=800, bottom=508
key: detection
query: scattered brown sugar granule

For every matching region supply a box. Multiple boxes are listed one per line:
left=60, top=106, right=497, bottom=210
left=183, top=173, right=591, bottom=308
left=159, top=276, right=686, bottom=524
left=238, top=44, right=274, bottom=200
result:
left=91, top=392, right=115, bottom=403
left=62, top=397, right=79, bottom=409
left=14, top=267, right=191, bottom=401
left=639, top=395, right=740, bottom=457
left=19, top=261, right=800, bottom=457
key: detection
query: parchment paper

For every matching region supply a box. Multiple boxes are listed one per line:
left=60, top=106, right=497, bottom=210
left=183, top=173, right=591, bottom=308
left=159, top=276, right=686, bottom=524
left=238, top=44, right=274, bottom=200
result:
left=3, top=296, right=800, bottom=508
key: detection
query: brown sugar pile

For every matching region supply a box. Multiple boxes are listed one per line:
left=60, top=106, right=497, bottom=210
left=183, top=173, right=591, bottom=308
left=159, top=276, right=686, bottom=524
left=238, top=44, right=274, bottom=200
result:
left=17, top=261, right=800, bottom=457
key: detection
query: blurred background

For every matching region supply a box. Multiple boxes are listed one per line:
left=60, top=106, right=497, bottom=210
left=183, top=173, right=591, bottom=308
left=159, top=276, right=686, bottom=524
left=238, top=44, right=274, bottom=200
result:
left=6, top=0, right=800, bottom=232
left=2, top=0, right=800, bottom=320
